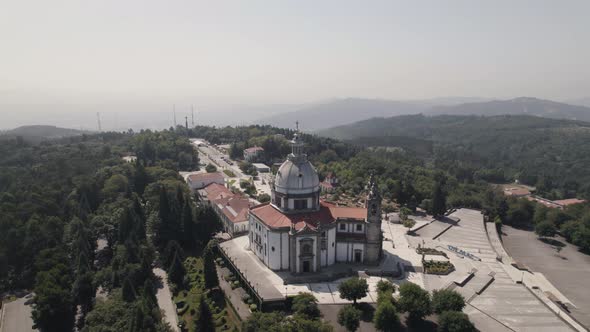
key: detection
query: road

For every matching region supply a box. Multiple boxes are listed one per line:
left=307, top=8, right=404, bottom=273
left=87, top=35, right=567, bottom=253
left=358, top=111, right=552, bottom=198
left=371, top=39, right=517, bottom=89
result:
left=0, top=297, right=36, bottom=332
left=192, top=140, right=272, bottom=197
left=153, top=268, right=180, bottom=332
left=502, top=226, right=590, bottom=329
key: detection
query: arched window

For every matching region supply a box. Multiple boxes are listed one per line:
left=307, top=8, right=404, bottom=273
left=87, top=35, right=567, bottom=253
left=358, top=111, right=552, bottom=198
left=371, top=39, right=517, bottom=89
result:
left=302, top=243, right=312, bottom=254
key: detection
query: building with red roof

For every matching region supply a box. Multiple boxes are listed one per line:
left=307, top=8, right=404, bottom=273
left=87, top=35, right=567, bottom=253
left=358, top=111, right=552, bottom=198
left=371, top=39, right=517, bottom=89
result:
left=198, top=183, right=253, bottom=236
left=186, top=172, right=225, bottom=192
left=246, top=130, right=383, bottom=273
left=243, top=146, right=264, bottom=162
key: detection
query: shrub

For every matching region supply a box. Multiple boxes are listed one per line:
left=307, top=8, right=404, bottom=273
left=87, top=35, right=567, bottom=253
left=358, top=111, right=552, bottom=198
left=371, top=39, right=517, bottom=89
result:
left=423, top=261, right=454, bottom=275
left=250, top=304, right=257, bottom=311
left=376, top=280, right=396, bottom=294
left=291, top=292, right=320, bottom=318
left=432, top=289, right=465, bottom=314
left=398, top=282, right=432, bottom=321
left=241, top=294, right=251, bottom=302
left=438, top=311, right=476, bottom=332
left=337, top=305, right=361, bottom=332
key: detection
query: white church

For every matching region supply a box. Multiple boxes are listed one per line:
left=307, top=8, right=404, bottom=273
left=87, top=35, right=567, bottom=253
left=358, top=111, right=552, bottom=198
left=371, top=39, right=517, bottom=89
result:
left=248, top=131, right=383, bottom=273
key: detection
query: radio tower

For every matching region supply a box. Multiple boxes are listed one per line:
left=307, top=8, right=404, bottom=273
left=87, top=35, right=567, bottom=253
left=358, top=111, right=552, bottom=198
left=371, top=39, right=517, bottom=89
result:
left=191, top=105, right=195, bottom=127
left=185, top=116, right=188, bottom=130
left=96, top=112, right=102, bottom=132
left=173, top=104, right=177, bottom=127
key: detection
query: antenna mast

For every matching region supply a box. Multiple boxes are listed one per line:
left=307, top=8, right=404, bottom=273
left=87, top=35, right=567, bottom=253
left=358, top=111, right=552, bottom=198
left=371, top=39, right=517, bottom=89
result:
left=173, top=104, right=177, bottom=127
left=191, top=105, right=195, bottom=127
left=96, top=112, right=102, bottom=132
left=185, top=116, right=189, bottom=130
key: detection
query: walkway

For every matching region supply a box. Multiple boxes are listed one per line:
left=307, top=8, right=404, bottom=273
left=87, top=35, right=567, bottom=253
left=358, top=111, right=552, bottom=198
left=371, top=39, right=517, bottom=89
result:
left=153, top=268, right=180, bottom=332
left=217, top=266, right=251, bottom=321
left=0, top=297, right=36, bottom=332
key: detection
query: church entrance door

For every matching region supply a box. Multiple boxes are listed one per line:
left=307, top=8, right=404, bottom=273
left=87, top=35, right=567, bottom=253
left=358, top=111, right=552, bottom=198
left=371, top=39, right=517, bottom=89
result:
left=354, top=250, right=362, bottom=263
left=302, top=260, right=311, bottom=273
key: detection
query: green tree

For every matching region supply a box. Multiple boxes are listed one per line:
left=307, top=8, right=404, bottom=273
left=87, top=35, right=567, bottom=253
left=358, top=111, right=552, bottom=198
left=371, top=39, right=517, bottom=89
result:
left=431, top=179, right=447, bottom=217
left=167, top=252, right=185, bottom=286
left=535, top=221, right=557, bottom=238
left=437, top=311, right=476, bottom=332
left=431, top=289, right=465, bottom=314
left=337, top=305, right=361, bottom=332
left=373, top=301, right=400, bottom=332
left=32, top=263, right=75, bottom=332
left=398, top=282, right=432, bottom=322
left=292, top=292, right=320, bottom=319
left=376, top=280, right=396, bottom=294
left=338, top=277, right=369, bottom=304
left=403, top=219, right=416, bottom=233
left=203, top=245, right=218, bottom=289
left=257, top=193, right=271, bottom=203
left=205, top=163, right=217, bottom=173
left=195, top=297, right=214, bottom=332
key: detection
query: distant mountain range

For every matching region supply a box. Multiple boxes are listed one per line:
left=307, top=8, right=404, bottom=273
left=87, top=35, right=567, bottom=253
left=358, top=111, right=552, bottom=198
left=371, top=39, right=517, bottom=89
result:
left=0, top=125, right=90, bottom=142
left=428, top=97, right=590, bottom=121
left=257, top=97, right=590, bottom=131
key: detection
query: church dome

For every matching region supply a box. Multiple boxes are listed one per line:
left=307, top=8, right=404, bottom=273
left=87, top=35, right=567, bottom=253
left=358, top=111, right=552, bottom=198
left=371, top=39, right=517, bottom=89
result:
left=274, top=159, right=320, bottom=195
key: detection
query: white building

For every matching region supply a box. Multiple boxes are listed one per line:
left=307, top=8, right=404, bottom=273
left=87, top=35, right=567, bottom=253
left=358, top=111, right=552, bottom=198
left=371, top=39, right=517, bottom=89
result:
left=186, top=172, right=225, bottom=192
left=248, top=132, right=383, bottom=273
left=252, top=163, right=271, bottom=173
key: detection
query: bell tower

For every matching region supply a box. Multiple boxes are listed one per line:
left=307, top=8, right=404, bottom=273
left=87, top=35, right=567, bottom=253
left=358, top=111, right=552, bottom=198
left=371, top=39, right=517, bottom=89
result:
left=364, top=174, right=382, bottom=264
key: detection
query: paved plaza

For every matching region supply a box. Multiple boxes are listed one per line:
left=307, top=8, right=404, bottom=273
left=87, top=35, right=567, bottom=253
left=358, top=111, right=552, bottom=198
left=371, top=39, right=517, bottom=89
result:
left=219, top=208, right=584, bottom=331
left=219, top=230, right=423, bottom=305
left=503, top=226, right=590, bottom=329
left=412, top=209, right=575, bottom=332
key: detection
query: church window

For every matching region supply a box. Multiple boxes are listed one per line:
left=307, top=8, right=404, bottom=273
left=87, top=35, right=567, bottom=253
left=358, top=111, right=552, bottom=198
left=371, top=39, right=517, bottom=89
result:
left=294, top=199, right=308, bottom=210
left=302, top=243, right=312, bottom=255
left=332, top=242, right=335, bottom=247
left=339, top=223, right=346, bottom=231
left=356, top=224, right=363, bottom=231
left=271, top=246, right=275, bottom=252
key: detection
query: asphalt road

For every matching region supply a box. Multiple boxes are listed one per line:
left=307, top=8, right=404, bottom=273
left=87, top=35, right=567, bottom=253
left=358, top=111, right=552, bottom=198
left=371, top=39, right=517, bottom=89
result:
left=502, top=226, right=590, bottom=329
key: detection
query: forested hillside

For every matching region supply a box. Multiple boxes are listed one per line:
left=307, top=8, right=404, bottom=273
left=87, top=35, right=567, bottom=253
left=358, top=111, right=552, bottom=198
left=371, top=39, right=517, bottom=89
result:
left=0, top=128, right=206, bottom=331
left=2, top=123, right=590, bottom=332
left=319, top=114, right=590, bottom=199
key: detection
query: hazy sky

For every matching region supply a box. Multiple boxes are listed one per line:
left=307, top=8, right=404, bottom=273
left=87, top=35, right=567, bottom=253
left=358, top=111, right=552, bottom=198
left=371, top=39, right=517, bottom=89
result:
left=1, top=0, right=589, bottom=129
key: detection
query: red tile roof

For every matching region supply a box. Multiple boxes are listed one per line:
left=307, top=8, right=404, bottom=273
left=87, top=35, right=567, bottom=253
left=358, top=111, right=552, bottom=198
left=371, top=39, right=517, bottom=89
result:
left=201, top=183, right=252, bottom=223
left=201, top=183, right=232, bottom=200
left=553, top=198, right=586, bottom=207
left=250, top=200, right=366, bottom=231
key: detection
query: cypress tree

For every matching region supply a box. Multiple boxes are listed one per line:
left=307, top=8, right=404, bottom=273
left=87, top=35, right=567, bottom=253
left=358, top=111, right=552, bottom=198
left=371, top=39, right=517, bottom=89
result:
left=431, top=179, right=447, bottom=217
left=122, top=277, right=137, bottom=302
left=203, top=246, right=218, bottom=289
left=195, top=297, right=214, bottom=332
left=167, top=252, right=185, bottom=286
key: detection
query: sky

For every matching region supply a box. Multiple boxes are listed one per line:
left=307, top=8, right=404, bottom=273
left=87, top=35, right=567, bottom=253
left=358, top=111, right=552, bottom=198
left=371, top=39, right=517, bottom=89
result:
left=1, top=0, right=589, bottom=129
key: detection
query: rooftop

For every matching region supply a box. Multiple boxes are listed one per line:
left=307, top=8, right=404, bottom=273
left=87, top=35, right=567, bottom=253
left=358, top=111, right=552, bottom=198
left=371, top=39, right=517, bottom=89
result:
left=250, top=200, right=366, bottom=231
left=244, top=146, right=264, bottom=153
left=187, top=172, right=224, bottom=183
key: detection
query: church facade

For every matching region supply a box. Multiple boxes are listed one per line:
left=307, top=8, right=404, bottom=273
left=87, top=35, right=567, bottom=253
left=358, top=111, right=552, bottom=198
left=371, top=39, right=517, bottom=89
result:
left=248, top=132, right=383, bottom=273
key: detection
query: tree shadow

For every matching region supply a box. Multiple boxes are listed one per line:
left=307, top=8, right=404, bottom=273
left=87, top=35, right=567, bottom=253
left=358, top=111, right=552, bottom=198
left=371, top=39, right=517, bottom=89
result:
left=356, top=302, right=375, bottom=322
left=404, top=318, right=438, bottom=332
left=539, top=238, right=566, bottom=248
